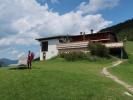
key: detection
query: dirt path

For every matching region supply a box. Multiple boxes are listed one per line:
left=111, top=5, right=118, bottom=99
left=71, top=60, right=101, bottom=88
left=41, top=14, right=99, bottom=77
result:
left=102, top=60, right=133, bottom=93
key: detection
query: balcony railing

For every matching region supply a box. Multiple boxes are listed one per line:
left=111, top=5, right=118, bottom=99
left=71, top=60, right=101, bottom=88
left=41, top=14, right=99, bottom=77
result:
left=104, top=42, right=123, bottom=48
left=57, top=41, right=123, bottom=50
left=57, top=41, right=89, bottom=50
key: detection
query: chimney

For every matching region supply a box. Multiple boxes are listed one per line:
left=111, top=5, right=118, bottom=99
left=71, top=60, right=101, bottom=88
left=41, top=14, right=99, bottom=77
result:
left=80, top=32, right=83, bottom=35
left=83, top=32, right=86, bottom=36
left=83, top=32, right=86, bottom=40
left=91, top=29, right=93, bottom=34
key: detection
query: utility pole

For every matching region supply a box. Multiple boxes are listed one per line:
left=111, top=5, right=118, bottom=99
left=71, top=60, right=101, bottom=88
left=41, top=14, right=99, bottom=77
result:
left=121, top=47, right=123, bottom=60
left=83, top=32, right=86, bottom=41
left=121, top=35, right=127, bottom=59
left=66, top=33, right=69, bottom=42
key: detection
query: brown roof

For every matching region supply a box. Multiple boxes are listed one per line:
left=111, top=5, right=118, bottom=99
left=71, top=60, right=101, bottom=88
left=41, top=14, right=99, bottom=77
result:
left=36, top=35, right=70, bottom=41
left=36, top=31, right=116, bottom=41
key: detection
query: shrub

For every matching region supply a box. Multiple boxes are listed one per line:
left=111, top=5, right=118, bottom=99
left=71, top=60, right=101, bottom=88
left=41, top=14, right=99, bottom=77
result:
left=59, top=51, right=109, bottom=62
left=59, top=53, right=66, bottom=58
left=59, top=43, right=109, bottom=61
left=60, top=51, right=87, bottom=61
left=88, top=42, right=109, bottom=57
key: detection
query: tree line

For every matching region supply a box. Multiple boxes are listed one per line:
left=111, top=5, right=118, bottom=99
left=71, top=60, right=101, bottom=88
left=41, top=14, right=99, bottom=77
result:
left=100, top=18, right=133, bottom=41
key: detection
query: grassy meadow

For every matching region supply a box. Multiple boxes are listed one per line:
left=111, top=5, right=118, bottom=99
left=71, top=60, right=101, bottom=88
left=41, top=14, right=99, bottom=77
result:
left=0, top=58, right=132, bottom=100
left=110, top=41, right=133, bottom=85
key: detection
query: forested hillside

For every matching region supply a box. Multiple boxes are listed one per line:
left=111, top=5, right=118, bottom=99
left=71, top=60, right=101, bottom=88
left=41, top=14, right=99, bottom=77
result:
left=100, top=18, right=133, bottom=41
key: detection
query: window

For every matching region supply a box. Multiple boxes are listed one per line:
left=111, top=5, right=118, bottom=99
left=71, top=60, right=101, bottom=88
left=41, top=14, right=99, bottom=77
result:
left=41, top=41, right=48, bottom=51
left=59, top=38, right=67, bottom=43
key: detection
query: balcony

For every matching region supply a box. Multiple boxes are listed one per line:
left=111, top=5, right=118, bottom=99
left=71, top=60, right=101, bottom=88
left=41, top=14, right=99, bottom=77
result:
left=104, top=42, right=123, bottom=48
left=57, top=41, right=123, bottom=50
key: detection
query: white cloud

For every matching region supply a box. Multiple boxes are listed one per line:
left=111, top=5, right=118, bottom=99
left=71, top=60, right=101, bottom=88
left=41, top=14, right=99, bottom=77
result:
left=0, top=46, right=11, bottom=52
left=0, top=0, right=113, bottom=47
left=51, top=0, right=60, bottom=4
left=11, top=49, right=18, bottom=55
left=78, top=0, right=119, bottom=14
left=0, top=0, right=116, bottom=58
left=0, top=35, right=39, bottom=46
left=17, top=52, right=26, bottom=58
left=2, top=48, right=26, bottom=59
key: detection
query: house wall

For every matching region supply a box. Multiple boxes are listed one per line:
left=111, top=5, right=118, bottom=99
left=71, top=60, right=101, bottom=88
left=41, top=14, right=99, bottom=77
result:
left=40, top=39, right=59, bottom=60
left=40, top=49, right=44, bottom=61
left=46, top=39, right=59, bottom=60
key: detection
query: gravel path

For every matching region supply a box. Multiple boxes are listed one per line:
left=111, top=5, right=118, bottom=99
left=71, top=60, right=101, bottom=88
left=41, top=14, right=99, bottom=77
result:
left=102, top=60, right=133, bottom=93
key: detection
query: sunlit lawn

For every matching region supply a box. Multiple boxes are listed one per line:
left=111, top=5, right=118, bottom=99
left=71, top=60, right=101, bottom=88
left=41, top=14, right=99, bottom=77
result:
left=0, top=57, right=132, bottom=100
left=110, top=41, right=133, bottom=85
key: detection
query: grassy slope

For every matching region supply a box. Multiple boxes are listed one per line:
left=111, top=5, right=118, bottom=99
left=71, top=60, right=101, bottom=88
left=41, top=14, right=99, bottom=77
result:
left=110, top=41, right=133, bottom=85
left=0, top=58, right=132, bottom=100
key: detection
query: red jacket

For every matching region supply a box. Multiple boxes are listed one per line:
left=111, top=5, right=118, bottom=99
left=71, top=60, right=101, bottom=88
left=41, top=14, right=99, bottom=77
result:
left=28, top=53, right=32, bottom=62
left=28, top=52, right=34, bottom=62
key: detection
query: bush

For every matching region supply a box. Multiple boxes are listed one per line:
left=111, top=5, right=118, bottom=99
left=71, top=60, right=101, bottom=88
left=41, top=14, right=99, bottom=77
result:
left=59, top=53, right=66, bottom=58
left=59, top=43, right=109, bottom=61
left=88, top=42, right=109, bottom=57
left=59, top=51, right=110, bottom=62
left=59, top=52, right=87, bottom=61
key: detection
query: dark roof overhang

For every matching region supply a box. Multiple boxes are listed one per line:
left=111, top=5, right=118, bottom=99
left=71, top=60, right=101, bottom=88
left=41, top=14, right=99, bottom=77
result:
left=36, top=31, right=114, bottom=41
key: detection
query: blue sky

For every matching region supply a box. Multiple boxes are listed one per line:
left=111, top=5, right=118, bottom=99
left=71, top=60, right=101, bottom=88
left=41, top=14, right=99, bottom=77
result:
left=0, top=0, right=133, bottom=60
left=36, top=0, right=133, bottom=24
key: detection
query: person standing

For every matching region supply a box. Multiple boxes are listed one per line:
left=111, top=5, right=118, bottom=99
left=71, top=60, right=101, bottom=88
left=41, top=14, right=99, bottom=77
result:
left=27, top=50, right=35, bottom=69
left=27, top=51, right=32, bottom=69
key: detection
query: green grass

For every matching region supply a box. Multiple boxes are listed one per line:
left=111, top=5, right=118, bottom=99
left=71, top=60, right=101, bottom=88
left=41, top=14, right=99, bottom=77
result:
left=124, top=41, right=133, bottom=54
left=110, top=41, right=133, bottom=85
left=0, top=58, right=132, bottom=100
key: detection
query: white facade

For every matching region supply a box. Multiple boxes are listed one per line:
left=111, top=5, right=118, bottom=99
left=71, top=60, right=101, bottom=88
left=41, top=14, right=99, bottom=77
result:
left=40, top=39, right=59, bottom=60
left=40, top=49, right=44, bottom=61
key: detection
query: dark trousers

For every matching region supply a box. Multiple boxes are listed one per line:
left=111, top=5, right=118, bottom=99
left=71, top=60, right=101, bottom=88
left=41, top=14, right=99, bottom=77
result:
left=27, top=61, right=32, bottom=69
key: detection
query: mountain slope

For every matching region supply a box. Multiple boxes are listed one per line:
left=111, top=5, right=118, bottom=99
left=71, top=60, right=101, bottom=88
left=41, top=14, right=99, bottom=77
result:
left=100, top=18, right=133, bottom=41
left=0, top=58, right=18, bottom=66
